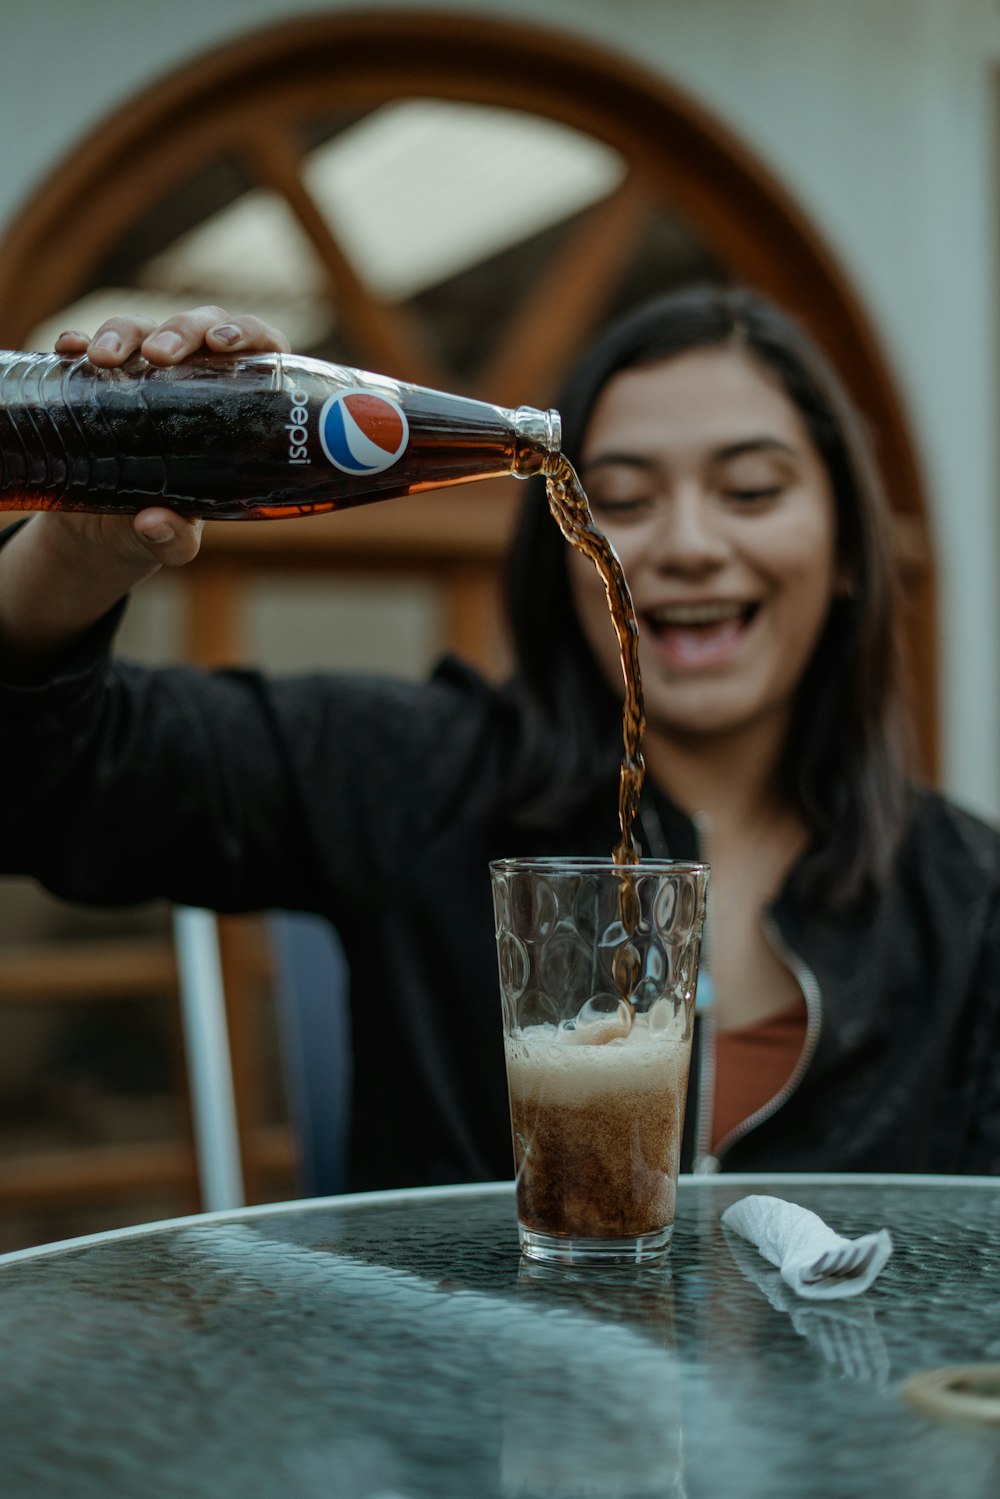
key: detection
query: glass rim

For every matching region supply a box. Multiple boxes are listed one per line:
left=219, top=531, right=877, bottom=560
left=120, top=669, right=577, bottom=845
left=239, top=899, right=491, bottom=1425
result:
left=489, top=856, right=709, bottom=876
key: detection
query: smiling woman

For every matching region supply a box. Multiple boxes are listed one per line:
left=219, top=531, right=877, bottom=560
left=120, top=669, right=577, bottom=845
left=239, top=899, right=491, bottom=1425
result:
left=503, top=284, right=1000, bottom=1168
left=571, top=350, right=841, bottom=752
left=0, top=287, right=998, bottom=1189
left=507, top=288, right=904, bottom=897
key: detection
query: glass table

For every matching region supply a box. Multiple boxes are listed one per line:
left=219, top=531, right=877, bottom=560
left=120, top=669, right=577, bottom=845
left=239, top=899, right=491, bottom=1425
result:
left=2, top=1175, right=1000, bottom=1497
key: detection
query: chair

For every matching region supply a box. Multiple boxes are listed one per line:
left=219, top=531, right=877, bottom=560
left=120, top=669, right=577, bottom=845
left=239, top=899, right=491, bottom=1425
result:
left=173, top=907, right=352, bottom=1211
left=267, top=911, right=352, bottom=1198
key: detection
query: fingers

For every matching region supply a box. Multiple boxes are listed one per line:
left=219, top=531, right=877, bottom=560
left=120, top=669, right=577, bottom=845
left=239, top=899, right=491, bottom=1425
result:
left=132, top=509, right=204, bottom=568
left=55, top=307, right=291, bottom=369
left=54, top=320, right=157, bottom=363
left=203, top=313, right=291, bottom=356
left=75, top=315, right=161, bottom=367
left=138, top=306, right=290, bottom=364
left=53, top=329, right=95, bottom=356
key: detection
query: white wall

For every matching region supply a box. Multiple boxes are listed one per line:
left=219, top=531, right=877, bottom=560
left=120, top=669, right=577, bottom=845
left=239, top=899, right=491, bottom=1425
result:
left=2, top=0, right=998, bottom=819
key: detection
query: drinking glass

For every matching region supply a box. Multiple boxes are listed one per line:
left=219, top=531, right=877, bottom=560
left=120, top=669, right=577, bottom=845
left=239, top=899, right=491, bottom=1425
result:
left=490, top=856, right=708, bottom=1265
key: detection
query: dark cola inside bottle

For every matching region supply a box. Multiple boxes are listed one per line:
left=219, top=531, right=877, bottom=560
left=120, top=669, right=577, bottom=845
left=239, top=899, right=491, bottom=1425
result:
left=0, top=351, right=561, bottom=520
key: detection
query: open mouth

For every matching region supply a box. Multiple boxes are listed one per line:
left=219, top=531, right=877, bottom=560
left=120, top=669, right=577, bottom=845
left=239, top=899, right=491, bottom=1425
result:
left=641, top=600, right=759, bottom=668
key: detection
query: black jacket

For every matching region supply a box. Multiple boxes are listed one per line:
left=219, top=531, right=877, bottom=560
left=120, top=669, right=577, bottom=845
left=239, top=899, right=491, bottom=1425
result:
left=2, top=619, right=999, bottom=1187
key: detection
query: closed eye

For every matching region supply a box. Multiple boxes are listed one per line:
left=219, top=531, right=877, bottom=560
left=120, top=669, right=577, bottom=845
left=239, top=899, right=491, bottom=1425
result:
left=723, top=485, right=785, bottom=503
left=588, top=495, right=651, bottom=516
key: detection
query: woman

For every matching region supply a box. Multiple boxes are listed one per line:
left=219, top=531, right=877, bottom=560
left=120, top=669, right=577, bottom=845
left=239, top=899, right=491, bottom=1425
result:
left=1, top=290, right=998, bottom=1185
left=504, top=287, right=949, bottom=1168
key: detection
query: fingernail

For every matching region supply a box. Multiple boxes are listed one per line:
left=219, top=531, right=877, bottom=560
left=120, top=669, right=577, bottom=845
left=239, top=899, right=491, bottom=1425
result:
left=147, top=330, right=183, bottom=355
left=143, top=522, right=175, bottom=545
left=210, top=323, right=241, bottom=347
left=58, top=329, right=89, bottom=343
left=92, top=332, right=121, bottom=354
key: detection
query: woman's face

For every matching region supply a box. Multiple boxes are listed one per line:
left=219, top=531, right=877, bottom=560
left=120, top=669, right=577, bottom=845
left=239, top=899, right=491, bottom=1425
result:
left=569, top=347, right=841, bottom=747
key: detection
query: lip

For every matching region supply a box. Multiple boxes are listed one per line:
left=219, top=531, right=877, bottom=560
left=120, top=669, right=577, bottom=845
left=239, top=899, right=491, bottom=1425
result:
left=643, top=596, right=757, bottom=620
left=639, top=599, right=760, bottom=671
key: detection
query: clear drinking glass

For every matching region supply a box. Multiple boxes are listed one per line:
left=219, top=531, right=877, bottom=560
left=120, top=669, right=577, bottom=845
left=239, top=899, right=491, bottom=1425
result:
left=490, top=856, right=708, bottom=1266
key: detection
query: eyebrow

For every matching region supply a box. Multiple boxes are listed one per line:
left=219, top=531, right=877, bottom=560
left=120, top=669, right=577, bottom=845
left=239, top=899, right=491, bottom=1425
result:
left=581, top=437, right=801, bottom=472
left=580, top=452, right=654, bottom=473
left=712, top=438, right=800, bottom=462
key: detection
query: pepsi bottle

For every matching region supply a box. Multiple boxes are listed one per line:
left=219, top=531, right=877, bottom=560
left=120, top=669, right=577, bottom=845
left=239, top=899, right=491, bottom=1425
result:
left=0, top=351, right=562, bottom=520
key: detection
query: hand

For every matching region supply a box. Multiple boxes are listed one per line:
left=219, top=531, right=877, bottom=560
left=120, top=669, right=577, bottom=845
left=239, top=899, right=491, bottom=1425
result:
left=57, top=304, right=291, bottom=368
left=0, top=308, right=293, bottom=681
left=50, top=306, right=291, bottom=569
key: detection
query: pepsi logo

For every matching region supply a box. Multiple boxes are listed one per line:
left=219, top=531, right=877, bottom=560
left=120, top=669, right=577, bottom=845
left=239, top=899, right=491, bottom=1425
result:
left=319, top=390, right=409, bottom=475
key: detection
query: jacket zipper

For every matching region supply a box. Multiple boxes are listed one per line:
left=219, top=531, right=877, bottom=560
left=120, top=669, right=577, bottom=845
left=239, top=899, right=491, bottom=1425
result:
left=693, top=1006, right=717, bottom=1169
left=692, top=911, right=823, bottom=1172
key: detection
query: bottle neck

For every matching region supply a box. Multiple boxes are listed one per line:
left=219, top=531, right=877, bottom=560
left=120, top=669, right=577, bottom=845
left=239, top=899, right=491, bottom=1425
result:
left=511, top=406, right=562, bottom=478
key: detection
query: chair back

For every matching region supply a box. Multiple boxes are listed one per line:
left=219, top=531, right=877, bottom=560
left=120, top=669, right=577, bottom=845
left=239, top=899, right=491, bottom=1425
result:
left=269, top=912, right=353, bottom=1197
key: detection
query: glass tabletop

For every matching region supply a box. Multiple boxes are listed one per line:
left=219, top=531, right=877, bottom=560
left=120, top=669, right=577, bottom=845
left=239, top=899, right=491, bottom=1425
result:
left=2, top=1175, right=1000, bottom=1498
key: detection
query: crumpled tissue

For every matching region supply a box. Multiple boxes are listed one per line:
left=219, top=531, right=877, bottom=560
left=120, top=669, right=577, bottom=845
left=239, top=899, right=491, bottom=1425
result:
left=721, top=1194, right=893, bottom=1300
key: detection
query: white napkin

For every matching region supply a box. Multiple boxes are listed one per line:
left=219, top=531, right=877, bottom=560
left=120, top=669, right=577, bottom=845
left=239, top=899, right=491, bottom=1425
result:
left=721, top=1194, right=893, bottom=1300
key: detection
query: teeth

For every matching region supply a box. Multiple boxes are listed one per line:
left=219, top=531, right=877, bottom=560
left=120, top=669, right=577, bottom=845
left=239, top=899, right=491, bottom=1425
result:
left=649, top=602, right=747, bottom=626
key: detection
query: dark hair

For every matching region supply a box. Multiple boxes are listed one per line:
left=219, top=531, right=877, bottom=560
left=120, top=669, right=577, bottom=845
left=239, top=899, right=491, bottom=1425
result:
left=503, top=284, right=912, bottom=907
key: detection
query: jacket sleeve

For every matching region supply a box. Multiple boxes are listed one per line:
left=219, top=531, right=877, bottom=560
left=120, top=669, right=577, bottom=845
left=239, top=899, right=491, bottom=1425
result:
left=0, top=599, right=495, bottom=921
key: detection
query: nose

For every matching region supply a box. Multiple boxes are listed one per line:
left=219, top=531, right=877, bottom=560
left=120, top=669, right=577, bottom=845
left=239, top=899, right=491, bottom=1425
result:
left=647, top=486, right=730, bottom=576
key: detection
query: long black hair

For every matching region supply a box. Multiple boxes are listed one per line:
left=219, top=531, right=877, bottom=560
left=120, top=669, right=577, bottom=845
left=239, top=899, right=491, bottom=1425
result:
left=503, top=284, right=912, bottom=907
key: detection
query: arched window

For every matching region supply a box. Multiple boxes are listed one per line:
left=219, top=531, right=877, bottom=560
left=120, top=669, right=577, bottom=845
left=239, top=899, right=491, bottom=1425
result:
left=0, top=9, right=936, bottom=769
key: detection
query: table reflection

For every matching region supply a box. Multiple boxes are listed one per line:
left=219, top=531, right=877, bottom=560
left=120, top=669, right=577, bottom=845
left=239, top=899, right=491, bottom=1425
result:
left=1, top=1177, right=999, bottom=1498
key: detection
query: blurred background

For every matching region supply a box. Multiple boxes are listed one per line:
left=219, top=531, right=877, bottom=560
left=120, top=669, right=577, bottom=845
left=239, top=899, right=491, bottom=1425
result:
left=1, top=0, right=997, bottom=1249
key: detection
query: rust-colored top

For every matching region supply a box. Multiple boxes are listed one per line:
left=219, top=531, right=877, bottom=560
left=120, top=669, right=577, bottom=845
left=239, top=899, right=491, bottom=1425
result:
left=712, top=1002, right=808, bottom=1153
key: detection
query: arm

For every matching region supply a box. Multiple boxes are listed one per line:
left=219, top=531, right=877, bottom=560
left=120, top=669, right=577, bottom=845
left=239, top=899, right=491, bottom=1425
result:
left=0, top=302, right=497, bottom=917
left=0, top=652, right=494, bottom=918
left=0, top=306, right=289, bottom=682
